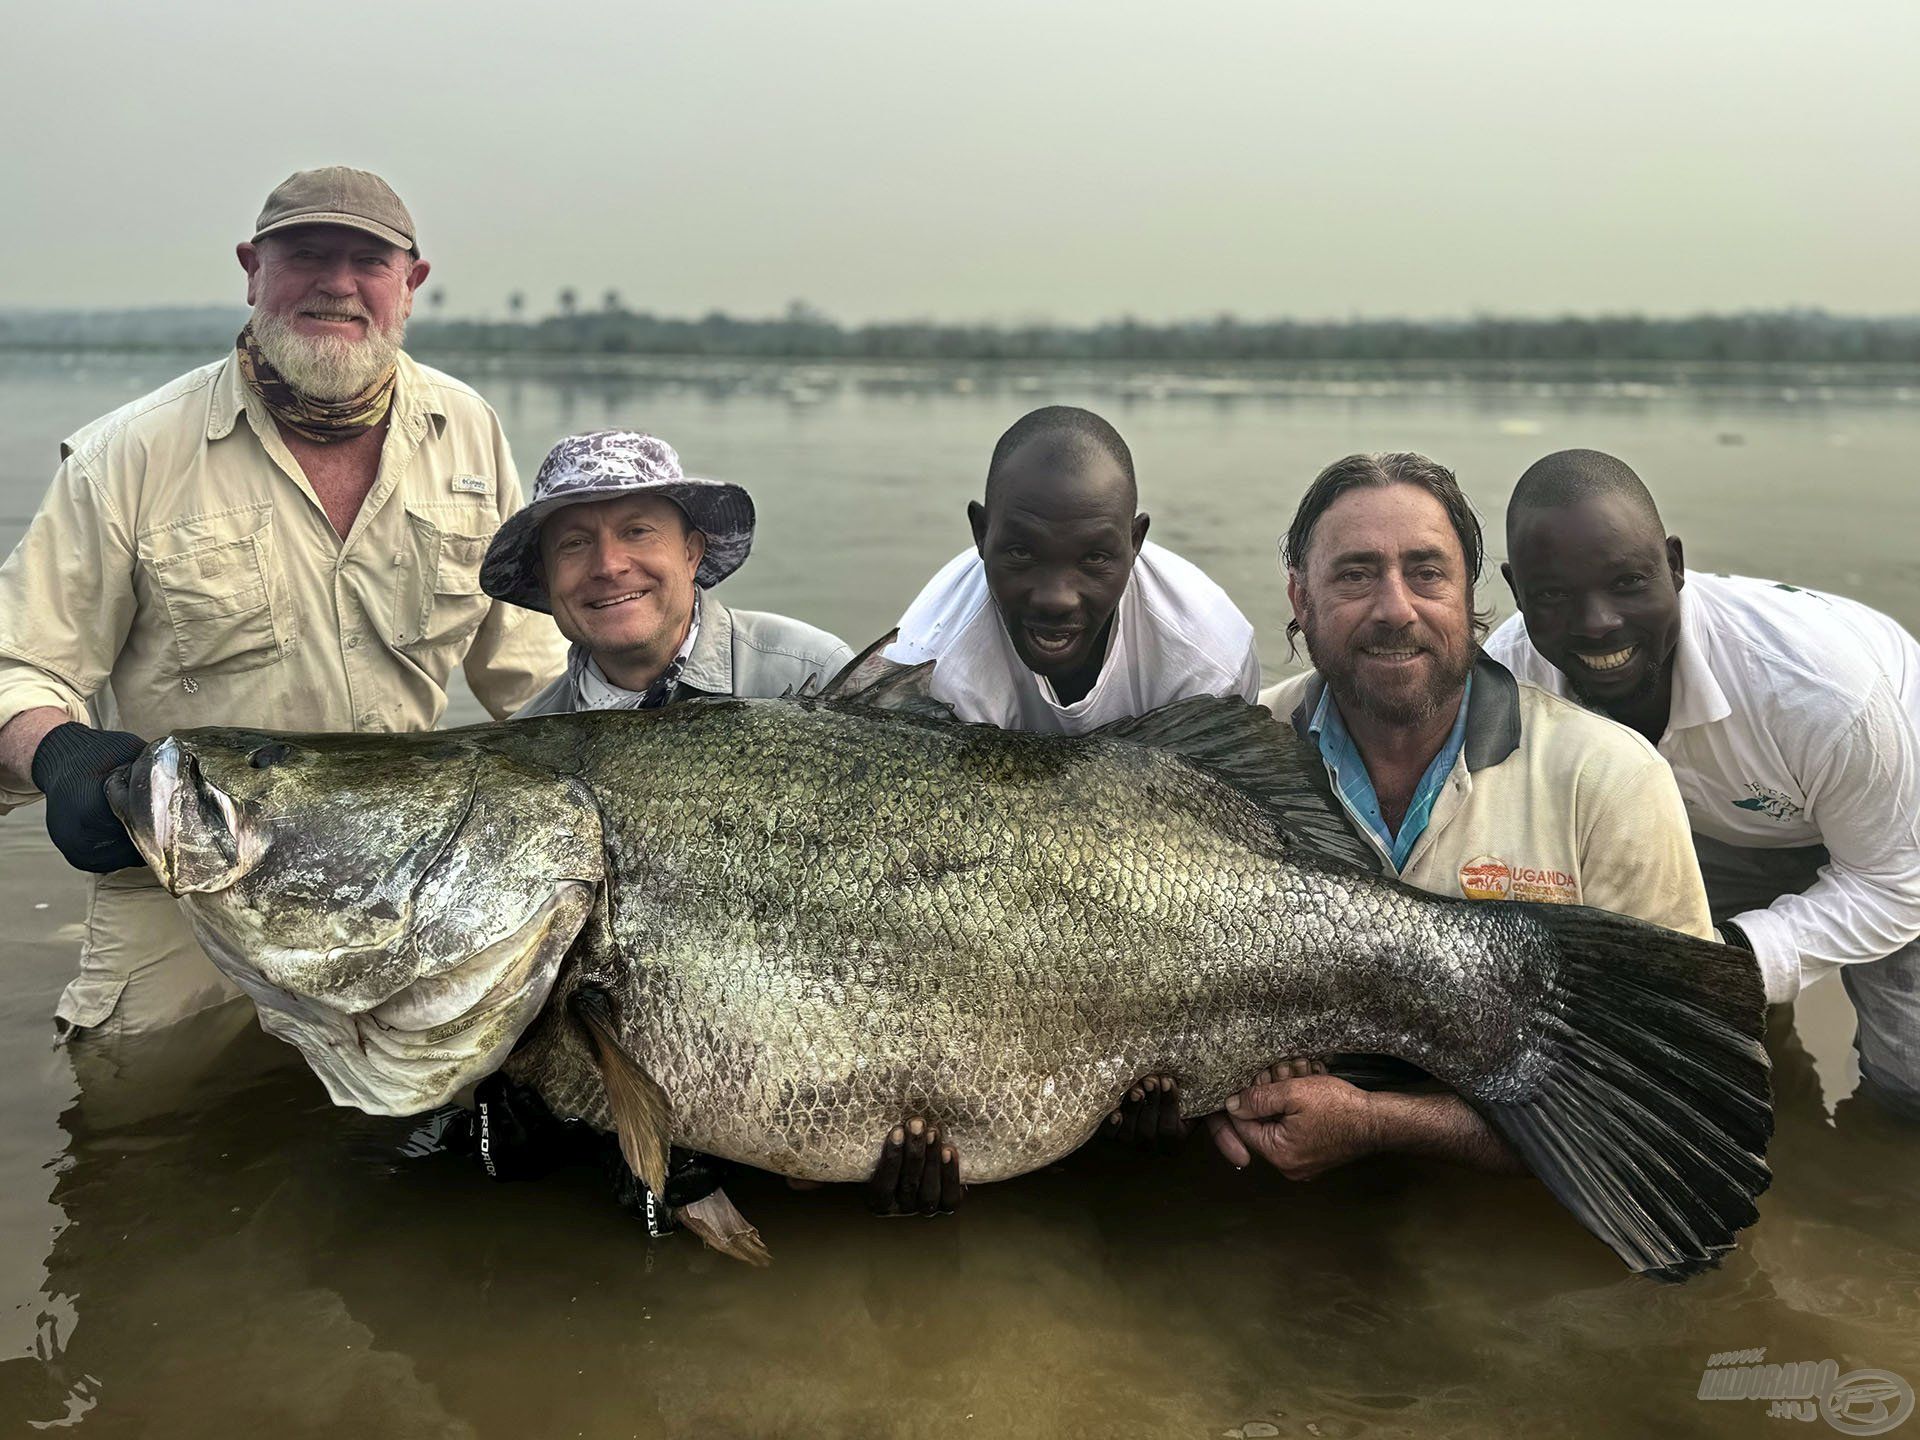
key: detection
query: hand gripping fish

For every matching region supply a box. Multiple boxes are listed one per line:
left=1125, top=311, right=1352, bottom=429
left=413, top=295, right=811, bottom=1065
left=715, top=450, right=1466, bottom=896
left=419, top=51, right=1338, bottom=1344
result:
left=107, top=655, right=1771, bottom=1278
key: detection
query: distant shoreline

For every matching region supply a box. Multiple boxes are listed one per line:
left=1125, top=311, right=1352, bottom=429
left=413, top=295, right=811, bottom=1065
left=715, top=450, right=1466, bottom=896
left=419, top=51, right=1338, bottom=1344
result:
left=4, top=308, right=1919, bottom=366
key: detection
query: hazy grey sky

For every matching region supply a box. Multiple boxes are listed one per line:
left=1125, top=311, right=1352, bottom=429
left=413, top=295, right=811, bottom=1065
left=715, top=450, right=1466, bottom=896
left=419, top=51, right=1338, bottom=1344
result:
left=5, top=0, right=1915, bottom=322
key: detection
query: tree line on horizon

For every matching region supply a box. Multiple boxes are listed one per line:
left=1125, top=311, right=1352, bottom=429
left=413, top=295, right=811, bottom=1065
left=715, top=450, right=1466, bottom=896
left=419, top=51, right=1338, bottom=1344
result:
left=4, top=299, right=1919, bottom=364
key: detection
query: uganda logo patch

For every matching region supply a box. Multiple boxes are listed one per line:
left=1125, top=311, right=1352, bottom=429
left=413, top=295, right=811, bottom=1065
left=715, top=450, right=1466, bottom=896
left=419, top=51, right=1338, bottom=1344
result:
left=1459, top=855, right=1512, bottom=901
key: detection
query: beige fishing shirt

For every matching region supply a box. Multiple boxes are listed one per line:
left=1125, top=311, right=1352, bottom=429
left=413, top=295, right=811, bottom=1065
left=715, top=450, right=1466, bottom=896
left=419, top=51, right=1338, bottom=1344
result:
left=0, top=348, right=567, bottom=1032
left=1261, top=656, right=1714, bottom=939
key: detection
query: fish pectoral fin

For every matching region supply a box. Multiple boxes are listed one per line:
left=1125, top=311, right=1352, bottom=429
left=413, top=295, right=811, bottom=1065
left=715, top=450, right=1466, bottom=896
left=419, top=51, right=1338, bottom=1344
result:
left=675, top=1187, right=772, bottom=1268
left=569, top=986, right=672, bottom=1198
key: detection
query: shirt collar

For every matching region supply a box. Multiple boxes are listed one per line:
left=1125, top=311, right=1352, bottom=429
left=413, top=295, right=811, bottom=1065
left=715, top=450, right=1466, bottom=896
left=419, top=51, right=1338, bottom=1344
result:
left=1664, top=584, right=1731, bottom=732
left=208, top=345, right=442, bottom=442
left=1295, top=651, right=1520, bottom=774
left=678, top=589, right=733, bottom=694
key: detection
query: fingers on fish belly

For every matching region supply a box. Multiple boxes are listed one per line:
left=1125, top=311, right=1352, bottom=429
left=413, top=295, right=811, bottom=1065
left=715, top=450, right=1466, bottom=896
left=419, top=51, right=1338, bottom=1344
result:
left=869, top=1116, right=965, bottom=1216
left=1103, top=1074, right=1192, bottom=1154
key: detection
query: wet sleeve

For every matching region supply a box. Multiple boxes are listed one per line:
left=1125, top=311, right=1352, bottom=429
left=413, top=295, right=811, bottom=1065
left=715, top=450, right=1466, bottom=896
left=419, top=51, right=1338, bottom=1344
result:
left=0, top=453, right=137, bottom=809
left=1733, top=683, right=1920, bottom=1003
left=460, top=421, right=570, bottom=719
left=1578, top=750, right=1716, bottom=942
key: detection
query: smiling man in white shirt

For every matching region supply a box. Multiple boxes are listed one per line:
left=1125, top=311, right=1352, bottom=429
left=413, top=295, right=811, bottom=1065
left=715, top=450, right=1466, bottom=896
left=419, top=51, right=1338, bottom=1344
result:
left=885, top=406, right=1260, bottom=736
left=1489, top=448, right=1920, bottom=1117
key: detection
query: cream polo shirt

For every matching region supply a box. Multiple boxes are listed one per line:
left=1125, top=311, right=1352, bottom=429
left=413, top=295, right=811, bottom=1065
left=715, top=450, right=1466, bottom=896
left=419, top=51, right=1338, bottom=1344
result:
left=0, top=346, right=568, bottom=812
left=1487, top=573, right=1920, bottom=1002
left=1260, top=657, right=1714, bottom=940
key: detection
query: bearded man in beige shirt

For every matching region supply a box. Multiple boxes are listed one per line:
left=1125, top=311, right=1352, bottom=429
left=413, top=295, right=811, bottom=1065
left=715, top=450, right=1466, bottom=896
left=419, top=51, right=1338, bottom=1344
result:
left=0, top=166, right=566, bottom=1042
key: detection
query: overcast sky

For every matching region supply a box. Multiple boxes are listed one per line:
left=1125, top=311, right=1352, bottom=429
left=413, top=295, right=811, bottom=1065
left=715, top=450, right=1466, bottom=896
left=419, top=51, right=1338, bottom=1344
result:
left=4, top=0, right=1915, bottom=323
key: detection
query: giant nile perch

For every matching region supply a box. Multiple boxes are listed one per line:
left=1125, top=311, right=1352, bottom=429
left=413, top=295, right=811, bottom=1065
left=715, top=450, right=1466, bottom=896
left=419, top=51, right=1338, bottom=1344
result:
left=107, top=652, right=1773, bottom=1276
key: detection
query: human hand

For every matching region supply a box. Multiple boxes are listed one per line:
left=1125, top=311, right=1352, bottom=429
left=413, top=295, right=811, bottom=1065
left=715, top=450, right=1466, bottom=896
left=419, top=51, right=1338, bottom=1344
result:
left=1207, top=1062, right=1378, bottom=1181
left=1102, top=1074, right=1190, bottom=1153
left=869, top=1116, right=964, bottom=1215
left=32, top=724, right=148, bottom=873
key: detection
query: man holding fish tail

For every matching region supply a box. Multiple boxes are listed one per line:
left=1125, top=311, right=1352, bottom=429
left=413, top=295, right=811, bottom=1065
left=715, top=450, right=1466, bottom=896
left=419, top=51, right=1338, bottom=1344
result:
left=1228, top=451, right=1716, bottom=1179
left=1490, top=448, right=1920, bottom=1118
left=0, top=166, right=566, bottom=1044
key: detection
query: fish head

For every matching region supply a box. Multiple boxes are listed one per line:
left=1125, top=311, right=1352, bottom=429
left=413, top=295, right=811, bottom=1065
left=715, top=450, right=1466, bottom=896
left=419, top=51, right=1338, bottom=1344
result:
left=109, top=727, right=604, bottom=1114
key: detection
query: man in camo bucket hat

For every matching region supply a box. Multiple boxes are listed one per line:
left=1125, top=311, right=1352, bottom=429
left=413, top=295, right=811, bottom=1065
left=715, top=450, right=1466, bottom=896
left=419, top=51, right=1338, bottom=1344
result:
left=471, top=428, right=882, bottom=1243
left=482, top=429, right=853, bottom=715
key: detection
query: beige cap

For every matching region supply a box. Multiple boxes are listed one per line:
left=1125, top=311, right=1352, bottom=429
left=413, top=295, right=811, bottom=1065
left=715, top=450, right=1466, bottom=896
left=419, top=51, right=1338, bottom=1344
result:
left=252, top=166, right=417, bottom=254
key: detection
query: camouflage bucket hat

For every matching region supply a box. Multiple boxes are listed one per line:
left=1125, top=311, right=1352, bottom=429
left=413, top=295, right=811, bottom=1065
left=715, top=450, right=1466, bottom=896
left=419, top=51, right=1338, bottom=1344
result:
left=480, top=430, right=756, bottom=613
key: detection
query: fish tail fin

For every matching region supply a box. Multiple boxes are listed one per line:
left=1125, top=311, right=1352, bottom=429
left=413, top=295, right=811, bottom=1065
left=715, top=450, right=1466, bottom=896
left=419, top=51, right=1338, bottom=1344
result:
left=676, top=1188, right=773, bottom=1267
left=1467, top=906, right=1774, bottom=1280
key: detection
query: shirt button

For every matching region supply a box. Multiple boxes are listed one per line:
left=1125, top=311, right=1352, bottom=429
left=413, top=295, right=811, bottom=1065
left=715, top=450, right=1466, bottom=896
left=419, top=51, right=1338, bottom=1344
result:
left=345, top=635, right=361, bottom=650
left=359, top=713, right=378, bottom=728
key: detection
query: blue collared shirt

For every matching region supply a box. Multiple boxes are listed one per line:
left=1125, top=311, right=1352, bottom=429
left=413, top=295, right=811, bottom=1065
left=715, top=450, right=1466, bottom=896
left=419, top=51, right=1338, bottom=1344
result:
left=1309, top=675, right=1472, bottom=872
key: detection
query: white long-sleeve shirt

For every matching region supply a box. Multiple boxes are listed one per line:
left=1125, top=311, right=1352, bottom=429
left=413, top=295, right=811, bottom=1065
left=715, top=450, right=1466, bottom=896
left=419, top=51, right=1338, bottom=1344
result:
left=885, top=541, right=1260, bottom=734
left=1485, top=572, right=1920, bottom=1003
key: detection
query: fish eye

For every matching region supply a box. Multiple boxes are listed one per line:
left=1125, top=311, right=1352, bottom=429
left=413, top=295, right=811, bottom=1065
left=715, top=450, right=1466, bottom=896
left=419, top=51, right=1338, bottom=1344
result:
left=248, top=742, right=292, bottom=769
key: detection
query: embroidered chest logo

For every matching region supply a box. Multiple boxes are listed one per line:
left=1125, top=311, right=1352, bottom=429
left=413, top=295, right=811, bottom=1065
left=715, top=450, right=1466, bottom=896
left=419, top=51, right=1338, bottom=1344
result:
left=1459, top=856, right=1512, bottom=901
left=1459, top=854, right=1577, bottom=904
left=1732, top=783, right=1803, bottom=822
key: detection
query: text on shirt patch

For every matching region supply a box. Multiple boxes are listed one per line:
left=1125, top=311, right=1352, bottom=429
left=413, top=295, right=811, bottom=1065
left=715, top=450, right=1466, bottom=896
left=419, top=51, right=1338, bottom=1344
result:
left=1458, top=854, right=1577, bottom=904
left=450, top=474, right=493, bottom=495
left=1732, top=782, right=1804, bottom=822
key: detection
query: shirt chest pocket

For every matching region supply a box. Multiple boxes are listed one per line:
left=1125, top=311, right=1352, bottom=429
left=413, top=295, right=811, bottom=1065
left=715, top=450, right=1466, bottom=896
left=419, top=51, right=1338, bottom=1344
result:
left=394, top=505, right=493, bottom=656
left=142, top=509, right=293, bottom=677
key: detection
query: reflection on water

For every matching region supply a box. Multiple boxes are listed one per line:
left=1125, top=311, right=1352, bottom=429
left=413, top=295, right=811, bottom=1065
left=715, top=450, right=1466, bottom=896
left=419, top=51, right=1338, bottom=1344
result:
left=1, top=353, right=1917, bottom=1435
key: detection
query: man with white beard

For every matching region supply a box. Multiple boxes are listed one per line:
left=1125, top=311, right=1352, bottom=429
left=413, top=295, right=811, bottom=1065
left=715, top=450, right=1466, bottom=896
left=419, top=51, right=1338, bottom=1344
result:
left=0, top=166, right=566, bottom=1043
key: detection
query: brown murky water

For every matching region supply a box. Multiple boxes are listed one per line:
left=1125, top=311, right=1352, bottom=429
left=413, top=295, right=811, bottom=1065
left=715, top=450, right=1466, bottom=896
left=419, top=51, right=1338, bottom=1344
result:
left=1, top=353, right=1916, bottom=1437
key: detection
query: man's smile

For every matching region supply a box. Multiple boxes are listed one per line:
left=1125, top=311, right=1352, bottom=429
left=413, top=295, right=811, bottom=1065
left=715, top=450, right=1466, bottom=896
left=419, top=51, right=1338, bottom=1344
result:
left=587, top=589, right=653, bottom=611
left=1573, top=644, right=1638, bottom=673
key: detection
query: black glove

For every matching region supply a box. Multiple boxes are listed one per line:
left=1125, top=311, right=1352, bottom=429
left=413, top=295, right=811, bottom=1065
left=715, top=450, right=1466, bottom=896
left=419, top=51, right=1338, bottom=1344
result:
left=470, top=1073, right=594, bottom=1181
left=31, top=723, right=148, bottom=874
left=597, top=1140, right=729, bottom=1237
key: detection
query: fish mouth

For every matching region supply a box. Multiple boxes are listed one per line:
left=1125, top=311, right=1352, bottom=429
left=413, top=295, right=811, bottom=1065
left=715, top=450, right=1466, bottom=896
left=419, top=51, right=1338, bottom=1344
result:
left=1573, top=644, right=1638, bottom=674
left=108, top=737, right=180, bottom=888
left=107, top=737, right=253, bottom=895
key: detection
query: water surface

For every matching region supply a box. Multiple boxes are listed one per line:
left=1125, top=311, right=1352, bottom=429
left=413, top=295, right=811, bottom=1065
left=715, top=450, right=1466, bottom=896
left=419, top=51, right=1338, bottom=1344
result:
left=1, top=351, right=1916, bottom=1437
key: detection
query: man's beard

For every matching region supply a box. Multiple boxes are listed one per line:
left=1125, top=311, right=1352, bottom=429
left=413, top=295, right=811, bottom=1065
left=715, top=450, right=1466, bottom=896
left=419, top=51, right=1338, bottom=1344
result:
left=249, top=303, right=403, bottom=402
left=1300, top=601, right=1476, bottom=728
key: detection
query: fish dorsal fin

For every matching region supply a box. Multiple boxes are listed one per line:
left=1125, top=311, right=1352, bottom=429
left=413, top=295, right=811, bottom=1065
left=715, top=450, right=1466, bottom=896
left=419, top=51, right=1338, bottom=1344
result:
left=818, top=630, right=955, bottom=721
left=1095, top=695, right=1382, bottom=874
